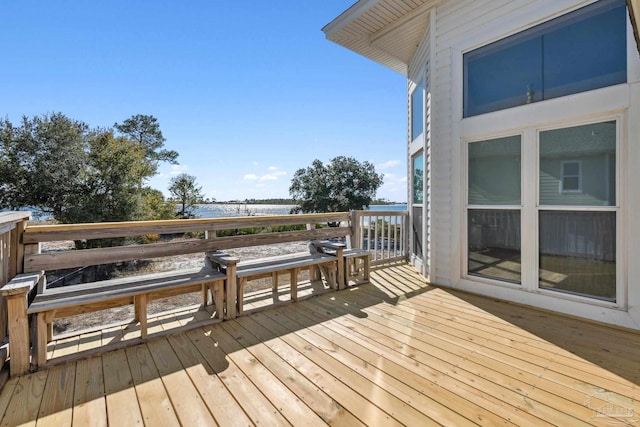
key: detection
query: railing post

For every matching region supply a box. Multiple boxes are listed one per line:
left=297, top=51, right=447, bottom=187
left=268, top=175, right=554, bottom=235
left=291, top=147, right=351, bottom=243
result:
left=0, top=213, right=31, bottom=377
left=3, top=284, right=31, bottom=376
left=350, top=210, right=361, bottom=249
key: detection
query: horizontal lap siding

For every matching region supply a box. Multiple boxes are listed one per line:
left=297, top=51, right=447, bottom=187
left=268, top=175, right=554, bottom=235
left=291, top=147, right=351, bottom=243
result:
left=430, top=0, right=556, bottom=285
left=409, top=20, right=432, bottom=277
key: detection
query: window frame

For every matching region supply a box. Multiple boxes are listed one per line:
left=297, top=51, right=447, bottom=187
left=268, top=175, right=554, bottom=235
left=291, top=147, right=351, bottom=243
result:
left=461, top=115, right=623, bottom=307
left=463, top=132, right=524, bottom=287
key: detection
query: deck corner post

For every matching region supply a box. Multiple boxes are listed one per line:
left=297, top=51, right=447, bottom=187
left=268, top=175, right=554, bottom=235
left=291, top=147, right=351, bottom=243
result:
left=5, top=288, right=31, bottom=376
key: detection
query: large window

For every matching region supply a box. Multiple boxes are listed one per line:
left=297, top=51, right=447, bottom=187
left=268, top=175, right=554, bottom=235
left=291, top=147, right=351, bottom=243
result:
left=464, top=121, right=619, bottom=303
left=538, top=121, right=617, bottom=301
left=463, top=0, right=627, bottom=117
left=411, top=82, right=424, bottom=140
left=467, top=136, right=521, bottom=284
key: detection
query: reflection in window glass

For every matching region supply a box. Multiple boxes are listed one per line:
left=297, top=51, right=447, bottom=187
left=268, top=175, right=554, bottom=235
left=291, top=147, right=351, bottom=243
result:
left=413, top=153, right=424, bottom=204
left=463, top=0, right=626, bottom=117
left=543, top=5, right=626, bottom=99
left=412, top=206, right=423, bottom=258
left=465, top=37, right=542, bottom=117
left=468, top=210, right=521, bottom=284
left=539, top=211, right=616, bottom=301
left=539, top=121, right=616, bottom=206
left=411, top=82, right=424, bottom=140
left=468, top=135, right=521, bottom=205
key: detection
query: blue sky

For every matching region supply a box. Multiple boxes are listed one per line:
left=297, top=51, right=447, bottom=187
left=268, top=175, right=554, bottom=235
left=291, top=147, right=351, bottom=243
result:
left=1, top=1, right=408, bottom=202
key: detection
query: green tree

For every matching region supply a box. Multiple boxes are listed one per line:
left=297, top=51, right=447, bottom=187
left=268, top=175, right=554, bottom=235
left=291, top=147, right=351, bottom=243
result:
left=0, top=113, right=89, bottom=218
left=289, top=156, right=384, bottom=214
left=59, top=130, right=143, bottom=224
left=138, top=188, right=177, bottom=221
left=114, top=114, right=178, bottom=188
left=169, top=173, right=203, bottom=219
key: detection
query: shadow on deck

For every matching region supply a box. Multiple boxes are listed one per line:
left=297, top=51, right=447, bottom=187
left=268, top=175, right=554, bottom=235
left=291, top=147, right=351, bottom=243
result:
left=0, top=263, right=638, bottom=426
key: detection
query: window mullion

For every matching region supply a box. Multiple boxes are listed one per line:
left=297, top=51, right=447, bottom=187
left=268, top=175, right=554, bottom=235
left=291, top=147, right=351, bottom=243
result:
left=521, top=127, right=537, bottom=291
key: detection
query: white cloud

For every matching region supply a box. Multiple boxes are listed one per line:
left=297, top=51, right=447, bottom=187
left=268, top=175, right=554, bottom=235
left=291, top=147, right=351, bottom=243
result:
left=377, top=160, right=401, bottom=170
left=257, top=166, right=287, bottom=182
left=169, top=164, right=189, bottom=176
left=243, top=174, right=258, bottom=180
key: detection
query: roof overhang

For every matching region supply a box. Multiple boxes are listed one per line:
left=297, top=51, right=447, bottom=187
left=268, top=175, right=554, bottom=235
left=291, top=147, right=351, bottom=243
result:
left=322, top=0, right=437, bottom=76
left=325, top=0, right=640, bottom=74
left=629, top=0, right=640, bottom=54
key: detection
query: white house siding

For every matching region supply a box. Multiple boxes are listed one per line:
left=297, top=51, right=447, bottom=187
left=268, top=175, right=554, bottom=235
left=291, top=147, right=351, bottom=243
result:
left=417, top=0, right=640, bottom=329
left=408, top=15, right=432, bottom=277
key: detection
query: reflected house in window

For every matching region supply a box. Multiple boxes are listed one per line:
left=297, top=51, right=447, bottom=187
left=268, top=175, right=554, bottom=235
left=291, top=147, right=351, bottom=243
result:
left=324, top=0, right=640, bottom=331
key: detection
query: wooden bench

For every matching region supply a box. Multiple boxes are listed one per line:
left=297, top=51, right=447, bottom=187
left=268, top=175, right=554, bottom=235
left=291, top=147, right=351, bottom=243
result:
left=209, top=240, right=345, bottom=317
left=0, top=212, right=363, bottom=375
left=310, top=241, right=371, bottom=288
left=25, top=266, right=227, bottom=367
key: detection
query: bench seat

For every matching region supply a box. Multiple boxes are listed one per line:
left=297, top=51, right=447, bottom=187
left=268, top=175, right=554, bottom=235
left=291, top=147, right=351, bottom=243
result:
left=27, top=267, right=226, bottom=367
left=209, top=251, right=341, bottom=317
left=310, top=241, right=371, bottom=287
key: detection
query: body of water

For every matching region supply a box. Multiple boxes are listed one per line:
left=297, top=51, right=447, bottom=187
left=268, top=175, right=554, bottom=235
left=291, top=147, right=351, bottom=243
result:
left=194, top=203, right=407, bottom=219
left=14, top=203, right=407, bottom=222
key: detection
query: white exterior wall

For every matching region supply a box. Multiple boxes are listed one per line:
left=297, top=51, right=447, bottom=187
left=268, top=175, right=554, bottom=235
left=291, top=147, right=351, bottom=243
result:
left=410, top=0, right=640, bottom=329
left=408, top=16, right=432, bottom=278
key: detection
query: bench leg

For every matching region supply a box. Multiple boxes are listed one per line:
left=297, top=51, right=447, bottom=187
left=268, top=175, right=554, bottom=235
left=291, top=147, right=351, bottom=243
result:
left=309, top=265, right=320, bottom=282
left=134, top=294, right=148, bottom=339
left=363, top=255, right=371, bottom=283
left=225, top=265, right=238, bottom=320
left=33, top=313, right=49, bottom=368
left=212, top=280, right=224, bottom=320
left=272, top=271, right=279, bottom=301
left=290, top=268, right=299, bottom=302
left=237, top=277, right=246, bottom=317
left=201, top=283, right=209, bottom=306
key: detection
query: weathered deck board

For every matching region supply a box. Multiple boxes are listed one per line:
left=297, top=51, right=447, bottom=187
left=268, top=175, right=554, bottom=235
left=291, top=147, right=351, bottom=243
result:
left=0, top=263, right=638, bottom=426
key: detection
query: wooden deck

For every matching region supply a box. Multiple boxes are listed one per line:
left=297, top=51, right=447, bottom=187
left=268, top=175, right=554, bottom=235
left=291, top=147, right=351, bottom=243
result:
left=0, top=263, right=638, bottom=426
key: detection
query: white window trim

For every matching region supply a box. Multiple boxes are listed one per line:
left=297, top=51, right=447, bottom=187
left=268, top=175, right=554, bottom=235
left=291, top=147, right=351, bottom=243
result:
left=460, top=114, right=624, bottom=309
left=560, top=160, right=583, bottom=193
left=462, top=132, right=524, bottom=288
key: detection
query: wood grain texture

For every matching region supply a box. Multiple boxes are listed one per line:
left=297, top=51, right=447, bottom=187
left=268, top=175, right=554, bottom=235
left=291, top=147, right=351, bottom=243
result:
left=2, top=263, right=638, bottom=426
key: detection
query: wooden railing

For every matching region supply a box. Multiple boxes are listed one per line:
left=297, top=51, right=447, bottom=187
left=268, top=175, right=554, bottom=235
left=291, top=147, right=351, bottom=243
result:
left=0, top=209, right=408, bottom=378
left=0, top=212, right=31, bottom=377
left=351, top=210, right=409, bottom=265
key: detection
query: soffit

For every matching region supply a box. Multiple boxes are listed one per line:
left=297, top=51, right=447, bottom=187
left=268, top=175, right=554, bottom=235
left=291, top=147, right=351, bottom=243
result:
left=322, top=0, right=437, bottom=76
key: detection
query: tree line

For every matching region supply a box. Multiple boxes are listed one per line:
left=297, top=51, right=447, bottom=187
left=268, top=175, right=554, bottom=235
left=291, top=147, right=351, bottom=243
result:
left=1, top=112, right=386, bottom=224
left=0, top=112, right=204, bottom=223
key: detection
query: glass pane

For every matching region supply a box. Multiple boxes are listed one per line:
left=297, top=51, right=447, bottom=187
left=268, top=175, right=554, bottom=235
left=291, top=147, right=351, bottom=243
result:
left=411, top=82, right=424, bottom=140
left=468, top=135, right=521, bottom=205
left=468, top=209, right=521, bottom=284
left=563, top=162, right=579, bottom=176
left=463, top=0, right=627, bottom=118
left=464, top=36, right=542, bottom=117
left=539, top=211, right=616, bottom=301
left=412, top=206, right=423, bottom=258
left=543, top=2, right=627, bottom=100
left=413, top=153, right=424, bottom=204
left=540, top=121, right=616, bottom=206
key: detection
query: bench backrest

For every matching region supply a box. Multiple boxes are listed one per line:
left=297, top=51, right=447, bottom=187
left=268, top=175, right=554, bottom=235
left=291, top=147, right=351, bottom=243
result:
left=22, top=212, right=353, bottom=273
